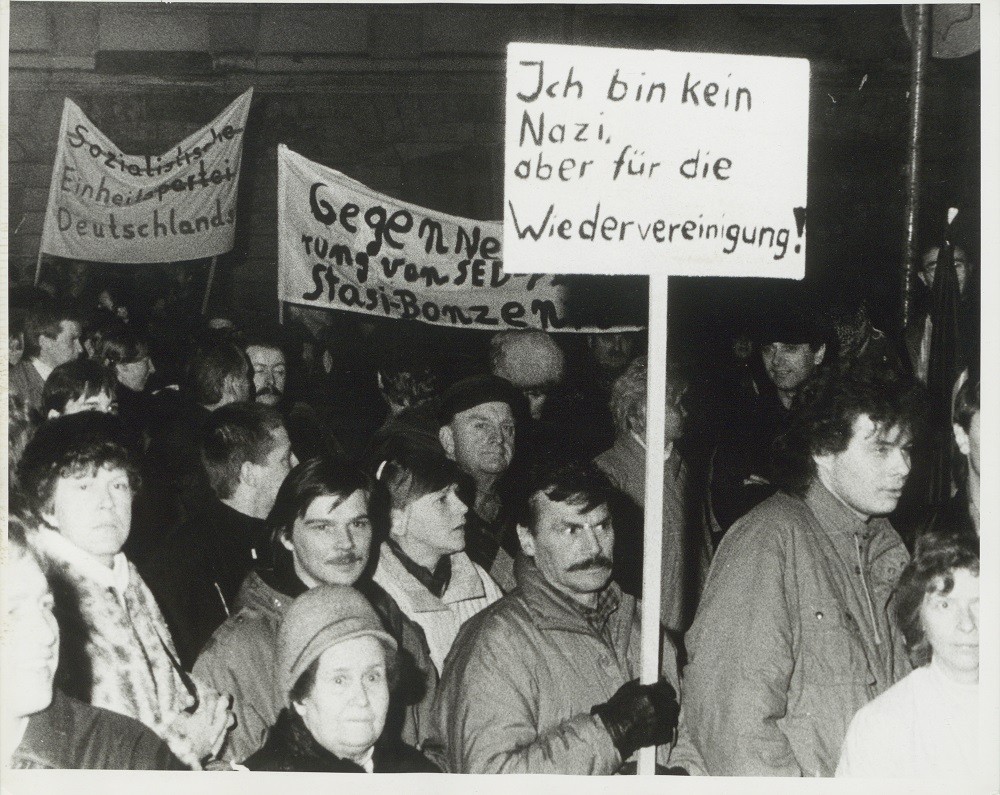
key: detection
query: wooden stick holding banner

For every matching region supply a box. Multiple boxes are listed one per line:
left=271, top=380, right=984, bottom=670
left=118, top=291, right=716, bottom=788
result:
left=32, top=250, right=43, bottom=287
left=201, top=255, right=218, bottom=315
left=637, top=273, right=668, bottom=775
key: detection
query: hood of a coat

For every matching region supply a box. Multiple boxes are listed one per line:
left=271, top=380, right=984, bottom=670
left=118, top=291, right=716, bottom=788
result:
left=231, top=569, right=297, bottom=623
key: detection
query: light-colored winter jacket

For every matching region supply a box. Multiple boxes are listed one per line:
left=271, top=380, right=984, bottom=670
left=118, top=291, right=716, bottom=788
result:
left=373, top=543, right=502, bottom=673
left=681, top=482, right=911, bottom=776
left=429, top=556, right=682, bottom=774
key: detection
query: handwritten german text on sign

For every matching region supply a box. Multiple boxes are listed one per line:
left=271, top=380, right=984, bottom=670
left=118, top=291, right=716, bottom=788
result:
left=40, top=89, right=253, bottom=263
left=503, top=44, right=809, bottom=277
left=277, top=146, right=634, bottom=332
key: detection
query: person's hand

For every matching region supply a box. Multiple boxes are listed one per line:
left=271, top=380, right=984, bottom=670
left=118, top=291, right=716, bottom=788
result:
left=167, top=683, right=234, bottom=766
left=591, top=678, right=680, bottom=760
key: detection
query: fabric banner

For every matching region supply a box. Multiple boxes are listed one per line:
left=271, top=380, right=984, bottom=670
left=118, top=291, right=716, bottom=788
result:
left=277, top=145, right=640, bottom=332
left=40, top=89, right=253, bottom=263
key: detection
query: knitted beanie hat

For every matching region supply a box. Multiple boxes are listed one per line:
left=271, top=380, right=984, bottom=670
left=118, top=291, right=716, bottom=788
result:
left=276, top=584, right=396, bottom=705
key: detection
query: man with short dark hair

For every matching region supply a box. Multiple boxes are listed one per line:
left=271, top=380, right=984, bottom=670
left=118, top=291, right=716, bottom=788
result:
left=905, top=244, right=975, bottom=385
left=429, top=459, right=684, bottom=774
left=200, top=403, right=296, bottom=532
left=41, top=359, right=117, bottom=420
left=134, top=340, right=254, bottom=557
left=682, top=361, right=924, bottom=776
left=9, top=301, right=84, bottom=416
left=710, top=305, right=828, bottom=531
left=184, top=340, right=253, bottom=410
left=588, top=331, right=640, bottom=387
left=139, top=402, right=297, bottom=667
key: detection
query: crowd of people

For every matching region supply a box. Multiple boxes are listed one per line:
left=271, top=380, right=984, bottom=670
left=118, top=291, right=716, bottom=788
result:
left=3, top=243, right=981, bottom=777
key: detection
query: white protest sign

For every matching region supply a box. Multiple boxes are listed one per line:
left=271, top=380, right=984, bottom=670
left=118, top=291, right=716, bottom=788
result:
left=40, top=89, right=253, bottom=263
left=504, top=43, right=810, bottom=277
left=277, top=145, right=641, bottom=332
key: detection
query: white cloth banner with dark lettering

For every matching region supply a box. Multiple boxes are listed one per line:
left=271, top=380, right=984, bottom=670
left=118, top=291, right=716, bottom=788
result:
left=40, top=89, right=253, bottom=262
left=277, top=145, right=637, bottom=332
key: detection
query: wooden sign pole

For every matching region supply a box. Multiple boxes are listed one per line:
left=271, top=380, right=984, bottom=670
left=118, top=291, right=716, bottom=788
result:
left=637, top=272, right=669, bottom=775
left=201, top=255, right=218, bottom=316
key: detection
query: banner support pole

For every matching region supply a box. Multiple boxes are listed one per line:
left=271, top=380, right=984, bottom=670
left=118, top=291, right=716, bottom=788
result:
left=201, top=256, right=218, bottom=316
left=901, top=4, right=931, bottom=331
left=33, top=251, right=44, bottom=287
left=637, top=272, right=669, bottom=776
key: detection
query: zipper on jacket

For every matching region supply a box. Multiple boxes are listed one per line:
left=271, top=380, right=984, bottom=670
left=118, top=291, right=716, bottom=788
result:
left=214, top=581, right=231, bottom=618
left=854, top=536, right=880, bottom=645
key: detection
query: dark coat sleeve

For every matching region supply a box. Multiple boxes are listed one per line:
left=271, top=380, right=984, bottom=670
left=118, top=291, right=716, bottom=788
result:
left=15, top=690, right=186, bottom=770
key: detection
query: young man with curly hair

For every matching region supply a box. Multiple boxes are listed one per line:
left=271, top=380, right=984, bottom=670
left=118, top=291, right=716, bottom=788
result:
left=682, top=361, right=926, bottom=776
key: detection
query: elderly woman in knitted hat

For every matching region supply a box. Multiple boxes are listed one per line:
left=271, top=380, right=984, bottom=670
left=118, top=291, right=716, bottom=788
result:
left=244, top=584, right=438, bottom=772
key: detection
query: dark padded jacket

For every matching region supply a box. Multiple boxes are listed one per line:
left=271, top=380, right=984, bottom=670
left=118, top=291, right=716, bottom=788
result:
left=243, top=708, right=439, bottom=773
left=9, top=689, right=185, bottom=770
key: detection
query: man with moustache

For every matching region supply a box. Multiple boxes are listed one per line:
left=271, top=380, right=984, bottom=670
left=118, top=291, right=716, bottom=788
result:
left=194, top=458, right=437, bottom=763
left=243, top=332, right=346, bottom=463
left=429, top=459, right=684, bottom=774
left=682, top=361, right=924, bottom=776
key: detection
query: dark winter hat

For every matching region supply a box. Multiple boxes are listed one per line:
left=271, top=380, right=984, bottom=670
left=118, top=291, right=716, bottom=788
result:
left=437, top=374, right=523, bottom=426
left=276, top=585, right=396, bottom=705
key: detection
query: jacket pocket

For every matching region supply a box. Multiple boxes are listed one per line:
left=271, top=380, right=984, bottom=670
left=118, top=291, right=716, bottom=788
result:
left=799, top=601, right=875, bottom=686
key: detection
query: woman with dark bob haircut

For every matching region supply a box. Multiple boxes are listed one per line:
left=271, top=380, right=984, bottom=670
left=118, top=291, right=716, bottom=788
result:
left=16, top=413, right=233, bottom=769
left=837, top=533, right=979, bottom=777
left=369, top=439, right=503, bottom=674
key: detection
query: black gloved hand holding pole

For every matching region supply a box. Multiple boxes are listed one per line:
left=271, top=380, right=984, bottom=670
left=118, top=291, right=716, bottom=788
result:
left=591, top=678, right=680, bottom=761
